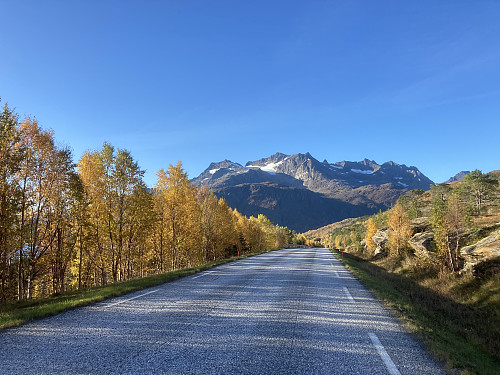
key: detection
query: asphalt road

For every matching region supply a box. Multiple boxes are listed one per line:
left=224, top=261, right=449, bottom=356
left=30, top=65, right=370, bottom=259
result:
left=0, top=248, right=445, bottom=374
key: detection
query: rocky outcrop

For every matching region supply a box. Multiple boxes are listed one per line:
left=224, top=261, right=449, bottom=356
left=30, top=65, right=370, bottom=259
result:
left=410, top=217, right=431, bottom=233
left=372, top=228, right=389, bottom=256
left=461, top=230, right=500, bottom=272
left=408, top=231, right=436, bottom=260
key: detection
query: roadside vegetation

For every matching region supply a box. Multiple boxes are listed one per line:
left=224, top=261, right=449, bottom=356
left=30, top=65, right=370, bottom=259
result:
left=0, top=100, right=304, bottom=305
left=316, top=171, right=500, bottom=374
left=0, top=249, right=274, bottom=330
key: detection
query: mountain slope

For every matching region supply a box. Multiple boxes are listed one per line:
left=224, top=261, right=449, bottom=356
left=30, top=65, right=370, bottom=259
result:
left=445, top=171, right=471, bottom=183
left=192, top=152, right=433, bottom=232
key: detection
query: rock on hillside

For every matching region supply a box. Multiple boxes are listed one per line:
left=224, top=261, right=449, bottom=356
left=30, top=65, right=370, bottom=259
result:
left=461, top=230, right=500, bottom=272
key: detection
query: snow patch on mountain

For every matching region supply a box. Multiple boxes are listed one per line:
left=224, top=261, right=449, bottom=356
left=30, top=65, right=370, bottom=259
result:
left=329, top=164, right=343, bottom=169
left=247, top=160, right=284, bottom=174
left=351, top=169, right=373, bottom=175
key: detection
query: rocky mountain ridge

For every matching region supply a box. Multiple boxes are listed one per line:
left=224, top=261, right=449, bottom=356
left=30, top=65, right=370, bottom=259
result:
left=192, top=152, right=434, bottom=232
left=445, top=171, right=471, bottom=183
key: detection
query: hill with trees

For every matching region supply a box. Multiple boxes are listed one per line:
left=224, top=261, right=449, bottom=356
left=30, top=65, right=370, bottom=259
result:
left=317, top=171, right=500, bottom=276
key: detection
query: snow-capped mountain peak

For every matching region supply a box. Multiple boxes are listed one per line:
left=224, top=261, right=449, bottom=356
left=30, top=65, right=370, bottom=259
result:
left=191, top=152, right=434, bottom=232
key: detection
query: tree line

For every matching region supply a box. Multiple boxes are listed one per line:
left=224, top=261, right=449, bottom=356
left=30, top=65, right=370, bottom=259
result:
left=0, top=101, right=296, bottom=302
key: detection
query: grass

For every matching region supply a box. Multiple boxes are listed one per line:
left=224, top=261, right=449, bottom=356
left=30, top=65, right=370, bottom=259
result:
left=0, top=250, right=271, bottom=331
left=332, top=249, right=500, bottom=375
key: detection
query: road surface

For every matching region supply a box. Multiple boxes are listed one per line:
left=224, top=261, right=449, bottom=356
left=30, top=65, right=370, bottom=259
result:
left=0, top=248, right=444, bottom=374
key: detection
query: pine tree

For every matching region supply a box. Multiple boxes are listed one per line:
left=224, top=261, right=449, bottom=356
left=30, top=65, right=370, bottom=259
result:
left=458, top=170, right=497, bottom=215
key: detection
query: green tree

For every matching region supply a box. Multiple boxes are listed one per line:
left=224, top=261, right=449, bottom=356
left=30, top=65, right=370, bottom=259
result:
left=458, top=170, right=497, bottom=215
left=405, top=189, right=425, bottom=219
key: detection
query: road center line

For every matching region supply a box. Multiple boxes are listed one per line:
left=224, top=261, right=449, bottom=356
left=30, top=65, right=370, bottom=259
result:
left=103, top=289, right=159, bottom=308
left=343, top=286, right=355, bottom=302
left=192, top=270, right=216, bottom=279
left=369, top=332, right=401, bottom=375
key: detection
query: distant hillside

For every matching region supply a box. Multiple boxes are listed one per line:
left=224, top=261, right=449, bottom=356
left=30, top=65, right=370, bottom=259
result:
left=303, top=217, right=368, bottom=240
left=445, top=171, right=470, bottom=183
left=192, top=152, right=433, bottom=232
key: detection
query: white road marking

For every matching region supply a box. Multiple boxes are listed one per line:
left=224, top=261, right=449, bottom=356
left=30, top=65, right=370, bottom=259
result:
left=330, top=261, right=340, bottom=278
left=369, top=332, right=402, bottom=375
left=343, top=286, right=355, bottom=302
left=103, top=289, right=159, bottom=308
left=192, top=270, right=216, bottom=279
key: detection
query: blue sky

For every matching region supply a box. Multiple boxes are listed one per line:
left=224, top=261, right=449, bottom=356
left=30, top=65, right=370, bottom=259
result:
left=1, top=0, right=499, bottom=186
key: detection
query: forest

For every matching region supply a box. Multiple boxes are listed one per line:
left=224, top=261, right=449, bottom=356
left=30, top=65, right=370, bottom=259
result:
left=0, top=101, right=301, bottom=303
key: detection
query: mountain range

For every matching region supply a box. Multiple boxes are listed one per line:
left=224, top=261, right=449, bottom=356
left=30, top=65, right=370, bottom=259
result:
left=192, top=152, right=434, bottom=232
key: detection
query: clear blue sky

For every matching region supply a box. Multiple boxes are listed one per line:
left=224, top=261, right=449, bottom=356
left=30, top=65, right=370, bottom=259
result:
left=1, top=1, right=499, bottom=186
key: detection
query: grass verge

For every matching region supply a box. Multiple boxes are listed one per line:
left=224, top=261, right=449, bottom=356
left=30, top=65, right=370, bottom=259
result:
left=332, top=249, right=500, bottom=375
left=0, top=250, right=271, bottom=331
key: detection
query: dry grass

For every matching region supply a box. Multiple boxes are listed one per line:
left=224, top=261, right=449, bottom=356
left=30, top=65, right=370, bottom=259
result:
left=335, top=250, right=500, bottom=375
left=474, top=212, right=500, bottom=227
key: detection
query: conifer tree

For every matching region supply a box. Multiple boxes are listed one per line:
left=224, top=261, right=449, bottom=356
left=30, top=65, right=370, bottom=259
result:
left=459, top=170, right=497, bottom=215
